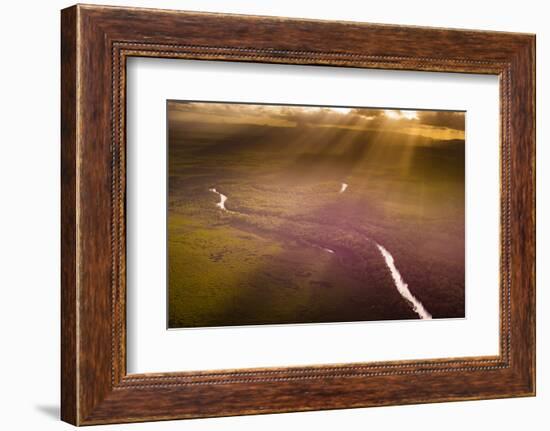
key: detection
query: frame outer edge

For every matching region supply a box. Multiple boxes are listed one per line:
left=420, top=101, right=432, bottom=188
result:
left=61, top=4, right=536, bottom=425
left=525, top=35, right=537, bottom=396
left=531, top=34, right=536, bottom=396
left=61, top=4, right=80, bottom=426
left=502, top=34, right=536, bottom=396
left=527, top=34, right=536, bottom=395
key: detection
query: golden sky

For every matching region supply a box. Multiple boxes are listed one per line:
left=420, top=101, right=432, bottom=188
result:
left=168, top=101, right=465, bottom=141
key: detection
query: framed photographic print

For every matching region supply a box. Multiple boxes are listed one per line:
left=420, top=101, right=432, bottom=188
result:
left=61, top=4, right=535, bottom=425
left=165, top=100, right=463, bottom=328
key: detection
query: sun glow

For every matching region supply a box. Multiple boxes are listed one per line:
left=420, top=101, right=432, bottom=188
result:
left=384, top=110, right=418, bottom=120
left=330, top=107, right=353, bottom=115
left=301, top=106, right=353, bottom=114
left=384, top=110, right=400, bottom=119
left=401, top=110, right=418, bottom=120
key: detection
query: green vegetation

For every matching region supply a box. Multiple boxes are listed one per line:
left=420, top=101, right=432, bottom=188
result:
left=168, top=115, right=465, bottom=328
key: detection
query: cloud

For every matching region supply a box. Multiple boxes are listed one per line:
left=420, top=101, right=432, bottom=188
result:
left=168, top=102, right=465, bottom=140
left=415, top=111, right=465, bottom=131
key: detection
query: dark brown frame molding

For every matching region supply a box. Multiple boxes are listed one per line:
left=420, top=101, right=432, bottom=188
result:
left=61, top=4, right=536, bottom=425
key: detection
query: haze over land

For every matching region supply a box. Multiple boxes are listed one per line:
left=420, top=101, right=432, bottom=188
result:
left=167, top=101, right=465, bottom=328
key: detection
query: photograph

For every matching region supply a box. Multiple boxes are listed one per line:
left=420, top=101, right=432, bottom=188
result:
left=2, top=1, right=537, bottom=427
left=167, top=101, right=466, bottom=328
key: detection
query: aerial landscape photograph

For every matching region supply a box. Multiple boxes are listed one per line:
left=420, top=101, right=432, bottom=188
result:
left=167, top=100, right=466, bottom=328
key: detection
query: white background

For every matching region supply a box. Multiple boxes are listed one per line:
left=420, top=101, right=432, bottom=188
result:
left=0, top=0, right=547, bottom=430
left=127, top=59, right=500, bottom=373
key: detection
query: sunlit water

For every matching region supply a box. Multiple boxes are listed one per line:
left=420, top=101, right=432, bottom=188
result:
left=375, top=244, right=432, bottom=320
left=209, top=188, right=228, bottom=211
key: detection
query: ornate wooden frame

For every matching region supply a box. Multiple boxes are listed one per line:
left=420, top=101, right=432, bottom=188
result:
left=61, top=4, right=535, bottom=425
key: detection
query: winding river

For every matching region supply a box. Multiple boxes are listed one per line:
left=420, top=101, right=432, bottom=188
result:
left=375, top=244, right=432, bottom=319
left=207, top=185, right=431, bottom=319
left=209, top=188, right=228, bottom=211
